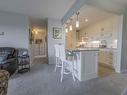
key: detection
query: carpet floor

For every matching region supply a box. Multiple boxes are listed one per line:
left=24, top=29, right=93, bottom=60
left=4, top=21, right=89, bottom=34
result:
left=7, top=63, right=127, bottom=95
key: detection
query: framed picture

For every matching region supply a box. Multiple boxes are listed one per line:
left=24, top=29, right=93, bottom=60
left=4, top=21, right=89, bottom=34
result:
left=53, top=27, right=62, bottom=39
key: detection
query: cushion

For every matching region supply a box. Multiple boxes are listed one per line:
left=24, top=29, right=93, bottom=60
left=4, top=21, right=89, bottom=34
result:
left=18, top=48, right=28, bottom=57
left=0, top=47, right=15, bottom=55
left=0, top=53, right=8, bottom=63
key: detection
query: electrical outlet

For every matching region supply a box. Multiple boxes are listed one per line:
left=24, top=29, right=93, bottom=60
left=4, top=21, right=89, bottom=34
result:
left=0, top=32, right=4, bottom=36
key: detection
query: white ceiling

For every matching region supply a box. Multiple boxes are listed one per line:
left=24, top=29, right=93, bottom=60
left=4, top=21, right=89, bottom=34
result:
left=112, top=0, right=127, bottom=4
left=0, top=0, right=76, bottom=19
left=66, top=5, right=115, bottom=31
left=62, top=0, right=127, bottom=24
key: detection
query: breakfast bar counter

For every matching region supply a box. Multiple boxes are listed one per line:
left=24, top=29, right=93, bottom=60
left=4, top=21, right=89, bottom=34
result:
left=70, top=48, right=99, bottom=81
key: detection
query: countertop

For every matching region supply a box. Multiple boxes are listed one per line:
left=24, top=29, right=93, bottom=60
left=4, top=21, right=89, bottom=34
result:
left=99, top=48, right=117, bottom=52
left=68, top=48, right=99, bottom=52
left=67, top=47, right=117, bottom=52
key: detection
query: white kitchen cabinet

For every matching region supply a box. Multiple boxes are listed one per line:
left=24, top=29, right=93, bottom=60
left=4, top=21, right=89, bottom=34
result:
left=99, top=48, right=117, bottom=69
left=99, top=51, right=113, bottom=65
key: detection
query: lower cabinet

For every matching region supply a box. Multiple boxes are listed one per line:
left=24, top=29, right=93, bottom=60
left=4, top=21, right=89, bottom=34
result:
left=99, top=51, right=113, bottom=65
left=98, top=49, right=117, bottom=68
left=74, top=50, right=98, bottom=81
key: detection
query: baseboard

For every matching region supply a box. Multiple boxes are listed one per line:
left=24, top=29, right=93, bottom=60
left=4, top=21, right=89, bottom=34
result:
left=80, top=72, right=98, bottom=81
left=121, top=69, right=127, bottom=73
left=34, top=55, right=47, bottom=58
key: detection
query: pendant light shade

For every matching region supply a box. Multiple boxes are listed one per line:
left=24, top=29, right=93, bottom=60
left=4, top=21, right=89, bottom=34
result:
left=76, top=12, right=80, bottom=28
left=35, top=31, right=38, bottom=35
left=65, top=28, right=68, bottom=33
left=76, top=20, right=79, bottom=28
left=85, top=18, right=88, bottom=22
left=65, top=23, right=69, bottom=33
left=69, top=25, right=72, bottom=31
left=69, top=18, right=73, bottom=31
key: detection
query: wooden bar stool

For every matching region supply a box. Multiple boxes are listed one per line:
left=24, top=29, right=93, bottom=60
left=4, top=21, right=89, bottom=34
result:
left=59, top=44, right=75, bottom=82
left=54, top=44, right=61, bottom=72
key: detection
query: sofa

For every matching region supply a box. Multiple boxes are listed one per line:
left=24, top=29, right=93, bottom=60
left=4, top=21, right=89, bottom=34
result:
left=0, top=47, right=18, bottom=75
left=0, top=70, right=9, bottom=95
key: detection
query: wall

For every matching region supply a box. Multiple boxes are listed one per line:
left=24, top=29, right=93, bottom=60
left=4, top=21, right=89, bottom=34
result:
left=0, top=11, right=29, bottom=49
left=48, top=18, right=65, bottom=64
left=120, top=13, right=127, bottom=73
left=66, top=30, right=76, bottom=49
left=29, top=19, right=47, bottom=63
left=79, top=15, right=121, bottom=48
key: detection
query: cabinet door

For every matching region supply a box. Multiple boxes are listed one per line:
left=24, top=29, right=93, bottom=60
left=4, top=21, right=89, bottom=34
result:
left=99, top=51, right=113, bottom=65
left=81, top=52, right=98, bottom=81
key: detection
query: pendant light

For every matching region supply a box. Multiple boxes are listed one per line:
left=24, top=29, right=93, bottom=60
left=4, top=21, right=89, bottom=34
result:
left=65, top=23, right=68, bottom=33
left=85, top=18, right=88, bottom=22
left=69, top=25, right=72, bottom=31
left=76, top=12, right=80, bottom=28
left=69, top=18, right=73, bottom=31
left=65, top=28, right=68, bottom=33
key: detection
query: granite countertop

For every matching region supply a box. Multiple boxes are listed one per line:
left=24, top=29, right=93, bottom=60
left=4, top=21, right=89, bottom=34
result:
left=68, top=48, right=99, bottom=52
left=99, top=48, right=117, bottom=52
left=68, top=47, right=117, bottom=52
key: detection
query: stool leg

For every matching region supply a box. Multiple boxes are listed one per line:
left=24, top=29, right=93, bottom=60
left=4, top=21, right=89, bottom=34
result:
left=72, top=68, right=75, bottom=81
left=61, top=61, right=64, bottom=82
left=55, top=57, right=58, bottom=72
left=71, top=62, right=75, bottom=82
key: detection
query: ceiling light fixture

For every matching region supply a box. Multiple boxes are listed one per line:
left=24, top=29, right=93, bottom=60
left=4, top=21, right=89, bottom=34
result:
left=85, top=18, right=88, bottom=22
left=76, top=12, right=80, bottom=28
left=35, top=31, right=38, bottom=35
left=65, top=28, right=68, bottom=33
left=69, top=25, right=72, bottom=31
left=65, top=23, right=69, bottom=33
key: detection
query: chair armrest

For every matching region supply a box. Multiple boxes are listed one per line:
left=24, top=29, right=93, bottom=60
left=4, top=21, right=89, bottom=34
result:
left=1, top=58, right=17, bottom=64
left=7, top=54, right=13, bottom=59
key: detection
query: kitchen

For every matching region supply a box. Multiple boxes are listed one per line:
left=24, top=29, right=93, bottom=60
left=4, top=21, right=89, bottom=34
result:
left=65, top=5, right=121, bottom=79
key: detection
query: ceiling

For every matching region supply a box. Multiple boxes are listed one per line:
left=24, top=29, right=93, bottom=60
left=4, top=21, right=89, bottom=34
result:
left=111, top=0, right=127, bottom=5
left=66, top=5, right=115, bottom=31
left=0, top=0, right=76, bottom=19
left=62, top=0, right=127, bottom=24
left=0, top=0, right=127, bottom=21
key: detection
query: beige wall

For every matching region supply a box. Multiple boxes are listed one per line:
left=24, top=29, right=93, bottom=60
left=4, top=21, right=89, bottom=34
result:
left=65, top=30, right=76, bottom=49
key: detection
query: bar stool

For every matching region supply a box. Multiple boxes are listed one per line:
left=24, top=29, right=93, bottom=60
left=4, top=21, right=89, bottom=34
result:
left=59, top=44, right=75, bottom=82
left=54, top=44, right=61, bottom=72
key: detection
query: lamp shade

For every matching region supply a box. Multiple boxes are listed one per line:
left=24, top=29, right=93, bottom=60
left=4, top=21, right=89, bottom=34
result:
left=76, top=20, right=79, bottom=28
left=65, top=28, right=68, bottom=33
left=69, top=25, right=72, bottom=31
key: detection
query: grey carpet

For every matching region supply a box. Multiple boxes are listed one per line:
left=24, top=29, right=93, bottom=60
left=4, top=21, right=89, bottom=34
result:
left=7, top=63, right=127, bottom=95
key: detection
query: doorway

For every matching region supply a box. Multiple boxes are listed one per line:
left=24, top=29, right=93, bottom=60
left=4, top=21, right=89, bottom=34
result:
left=29, top=19, right=48, bottom=64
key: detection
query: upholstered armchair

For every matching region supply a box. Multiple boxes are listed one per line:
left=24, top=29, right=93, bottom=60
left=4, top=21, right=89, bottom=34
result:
left=17, top=48, right=30, bottom=73
left=0, top=70, right=9, bottom=95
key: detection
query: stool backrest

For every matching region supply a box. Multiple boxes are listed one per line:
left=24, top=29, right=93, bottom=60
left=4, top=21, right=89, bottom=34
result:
left=59, top=44, right=66, bottom=61
left=54, top=44, right=60, bottom=57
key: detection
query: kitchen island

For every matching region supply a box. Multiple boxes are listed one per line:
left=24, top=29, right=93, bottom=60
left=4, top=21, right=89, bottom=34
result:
left=70, top=48, right=99, bottom=81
